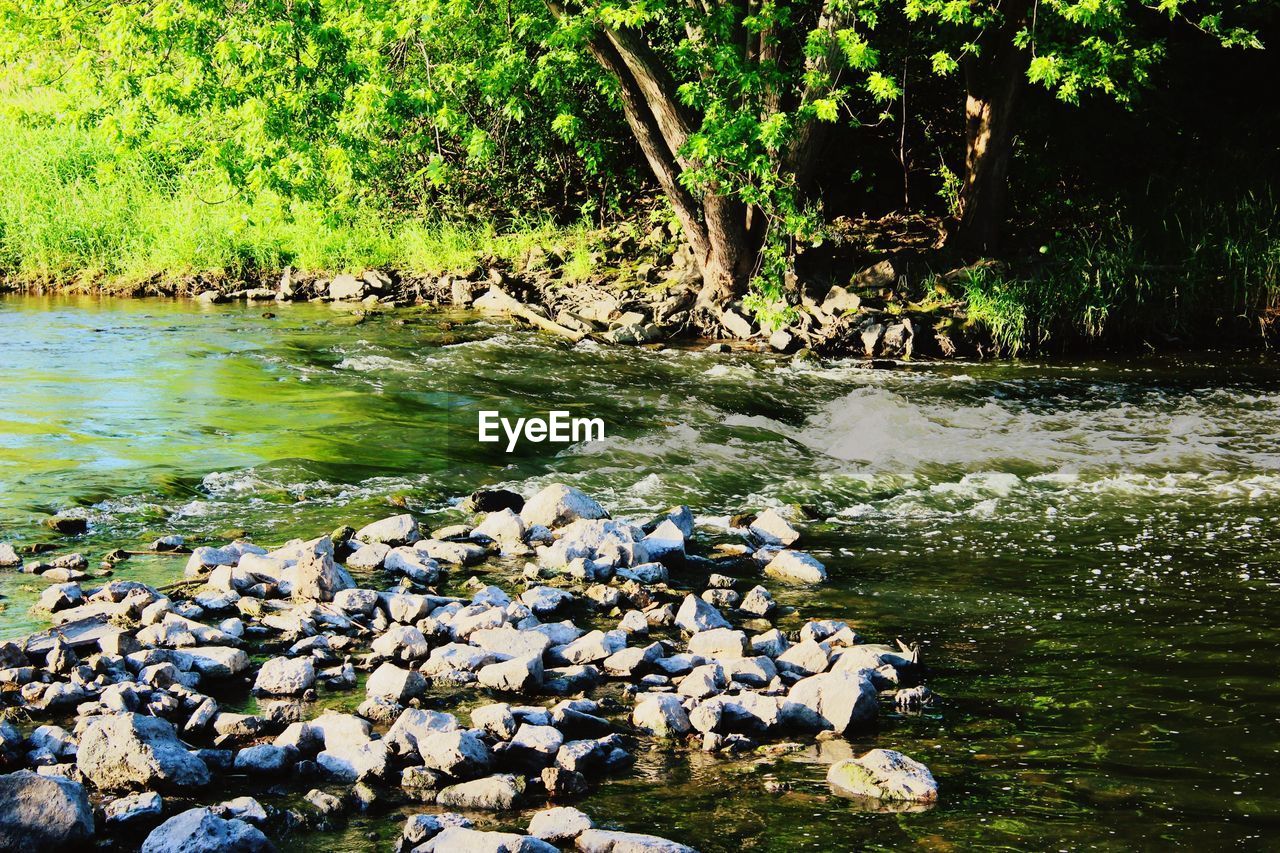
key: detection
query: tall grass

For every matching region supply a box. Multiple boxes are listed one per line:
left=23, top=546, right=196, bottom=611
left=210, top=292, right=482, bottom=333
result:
left=0, top=118, right=589, bottom=286
left=956, top=191, right=1280, bottom=353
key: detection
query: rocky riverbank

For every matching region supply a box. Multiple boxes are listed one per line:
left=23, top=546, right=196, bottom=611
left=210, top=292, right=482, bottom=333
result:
left=1, top=220, right=991, bottom=360
left=0, top=483, right=939, bottom=852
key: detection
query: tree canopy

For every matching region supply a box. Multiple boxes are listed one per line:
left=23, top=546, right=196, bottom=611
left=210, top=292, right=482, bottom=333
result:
left=0, top=0, right=1270, bottom=318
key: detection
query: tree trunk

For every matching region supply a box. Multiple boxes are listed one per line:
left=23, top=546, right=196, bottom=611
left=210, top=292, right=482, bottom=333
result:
left=954, top=7, right=1029, bottom=255
left=697, top=194, right=754, bottom=306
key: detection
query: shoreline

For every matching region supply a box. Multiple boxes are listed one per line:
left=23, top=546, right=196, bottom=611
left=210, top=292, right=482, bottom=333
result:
left=0, top=484, right=938, bottom=851
left=1, top=261, right=966, bottom=361
left=7, top=258, right=1278, bottom=362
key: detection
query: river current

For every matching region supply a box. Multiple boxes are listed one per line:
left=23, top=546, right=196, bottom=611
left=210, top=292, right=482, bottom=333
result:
left=1, top=294, right=1277, bottom=849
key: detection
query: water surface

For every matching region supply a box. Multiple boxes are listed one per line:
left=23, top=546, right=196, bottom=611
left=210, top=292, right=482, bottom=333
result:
left=1, top=294, right=1278, bottom=849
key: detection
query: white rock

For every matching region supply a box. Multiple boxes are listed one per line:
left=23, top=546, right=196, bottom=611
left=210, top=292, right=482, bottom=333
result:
left=764, top=550, right=827, bottom=584
left=576, top=828, right=697, bottom=852
left=473, top=508, right=526, bottom=544
left=140, top=807, right=270, bottom=853
left=417, top=730, right=492, bottom=778
left=477, top=655, right=544, bottom=692
left=253, top=656, right=315, bottom=695
left=522, top=484, right=609, bottom=529
left=687, top=628, right=748, bottom=660
left=354, top=513, right=421, bottom=545
left=345, top=542, right=390, bottom=569
left=520, top=586, right=574, bottom=616
left=786, top=671, right=877, bottom=733
left=528, top=806, right=593, bottom=843
left=366, top=662, right=427, bottom=703
left=748, top=508, right=801, bottom=546
left=674, top=594, right=730, bottom=633
left=642, top=519, right=685, bottom=561
left=631, top=693, right=691, bottom=738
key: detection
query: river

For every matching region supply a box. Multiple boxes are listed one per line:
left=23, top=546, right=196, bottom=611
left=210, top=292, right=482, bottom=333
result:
left=1, top=294, right=1278, bottom=849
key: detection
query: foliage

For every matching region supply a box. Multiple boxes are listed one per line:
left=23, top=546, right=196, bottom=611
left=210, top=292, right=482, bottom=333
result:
left=907, top=0, right=1261, bottom=104
left=952, top=190, right=1280, bottom=352
left=0, top=114, right=591, bottom=282
left=0, top=0, right=631, bottom=222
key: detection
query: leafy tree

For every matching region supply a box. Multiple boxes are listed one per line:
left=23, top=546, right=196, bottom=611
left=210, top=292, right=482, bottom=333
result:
left=542, top=0, right=905, bottom=312
left=908, top=0, right=1265, bottom=252
left=0, top=0, right=630, bottom=221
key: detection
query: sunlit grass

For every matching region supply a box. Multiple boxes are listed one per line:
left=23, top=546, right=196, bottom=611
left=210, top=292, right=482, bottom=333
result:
left=0, top=118, right=594, bottom=285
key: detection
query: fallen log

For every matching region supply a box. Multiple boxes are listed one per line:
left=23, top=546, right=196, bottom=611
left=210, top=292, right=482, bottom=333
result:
left=472, top=285, right=586, bottom=342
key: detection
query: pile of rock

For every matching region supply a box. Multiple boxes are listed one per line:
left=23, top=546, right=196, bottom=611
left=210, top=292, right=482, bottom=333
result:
left=0, top=482, right=937, bottom=851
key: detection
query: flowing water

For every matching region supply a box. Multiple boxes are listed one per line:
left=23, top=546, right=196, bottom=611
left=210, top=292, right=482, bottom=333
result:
left=2, top=294, right=1278, bottom=850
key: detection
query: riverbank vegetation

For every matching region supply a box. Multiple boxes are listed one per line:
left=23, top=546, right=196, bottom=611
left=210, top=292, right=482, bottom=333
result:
left=0, top=0, right=1276, bottom=352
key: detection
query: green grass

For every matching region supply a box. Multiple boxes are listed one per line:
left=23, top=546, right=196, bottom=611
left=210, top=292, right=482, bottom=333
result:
left=0, top=118, right=592, bottom=287
left=951, top=191, right=1280, bottom=353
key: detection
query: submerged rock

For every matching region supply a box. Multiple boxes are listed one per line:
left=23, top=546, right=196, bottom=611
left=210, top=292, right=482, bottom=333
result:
left=826, top=749, right=938, bottom=803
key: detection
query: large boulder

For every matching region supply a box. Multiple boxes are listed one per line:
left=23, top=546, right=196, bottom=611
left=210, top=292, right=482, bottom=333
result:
left=291, top=536, right=354, bottom=602
left=185, top=646, right=251, bottom=678
left=354, top=514, right=421, bottom=546
left=630, top=694, right=691, bottom=738
left=528, top=806, right=593, bottom=844
left=520, top=586, right=574, bottom=616
left=641, top=519, right=685, bottom=562
left=372, top=624, right=431, bottom=661
left=674, top=595, right=730, bottom=633
left=522, top=484, right=608, bottom=529
left=316, top=741, right=390, bottom=783
left=77, top=714, right=210, bottom=791
left=686, top=628, right=748, bottom=660
left=418, top=730, right=492, bottom=779
left=103, top=791, right=164, bottom=826
left=435, top=773, right=524, bottom=811
left=747, top=508, right=800, bottom=546
left=785, top=671, right=877, bottom=733
left=140, top=807, right=273, bottom=852
left=385, top=708, right=459, bottom=757
left=826, top=749, right=938, bottom=803
left=473, top=509, right=526, bottom=545
left=0, top=770, right=94, bottom=850
left=477, top=655, right=544, bottom=692
left=253, top=656, right=316, bottom=696
left=366, top=662, right=428, bottom=704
